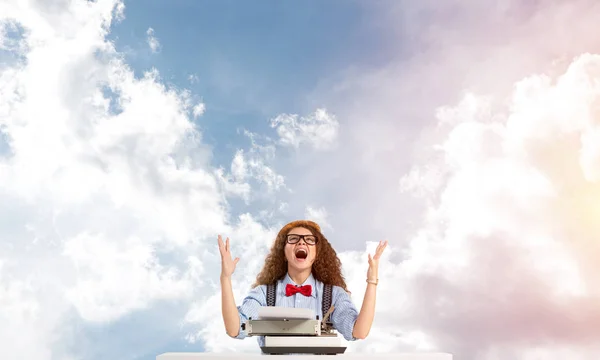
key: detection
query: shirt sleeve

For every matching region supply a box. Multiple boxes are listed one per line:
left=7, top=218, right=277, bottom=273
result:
left=329, top=286, right=359, bottom=341
left=231, top=285, right=267, bottom=339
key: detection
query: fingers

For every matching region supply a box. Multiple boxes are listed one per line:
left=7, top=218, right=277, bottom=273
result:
left=234, top=257, right=240, bottom=266
left=373, top=240, right=388, bottom=260
left=217, top=235, right=224, bottom=254
left=378, top=240, right=388, bottom=250
left=217, top=235, right=232, bottom=258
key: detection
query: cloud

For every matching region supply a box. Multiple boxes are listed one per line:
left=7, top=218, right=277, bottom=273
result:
left=304, top=205, right=332, bottom=231
left=182, top=1, right=600, bottom=356
left=274, top=1, right=600, bottom=359
left=270, top=108, right=339, bottom=150
left=214, top=107, right=342, bottom=209
left=146, top=27, right=160, bottom=53
left=0, top=1, right=275, bottom=358
left=188, top=73, right=199, bottom=84
left=62, top=232, right=195, bottom=323
left=183, top=214, right=280, bottom=354
left=215, top=131, right=287, bottom=204
left=342, top=53, right=600, bottom=359
left=3, top=1, right=600, bottom=360
left=192, top=102, right=206, bottom=118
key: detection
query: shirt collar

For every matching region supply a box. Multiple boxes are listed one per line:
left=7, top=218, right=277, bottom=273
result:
left=282, top=272, right=317, bottom=298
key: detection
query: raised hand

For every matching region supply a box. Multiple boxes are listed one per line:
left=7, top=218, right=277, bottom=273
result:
left=367, top=240, right=387, bottom=282
left=218, top=235, right=240, bottom=278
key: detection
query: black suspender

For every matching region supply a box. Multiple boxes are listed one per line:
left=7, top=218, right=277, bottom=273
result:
left=266, top=283, right=277, bottom=306
left=321, top=283, right=333, bottom=321
left=266, top=282, right=332, bottom=320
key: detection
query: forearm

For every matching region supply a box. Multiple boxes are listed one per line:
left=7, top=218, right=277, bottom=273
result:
left=220, top=275, right=240, bottom=337
left=352, top=282, right=377, bottom=339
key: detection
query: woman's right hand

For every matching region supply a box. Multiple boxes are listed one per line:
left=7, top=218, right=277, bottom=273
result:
left=218, top=235, right=239, bottom=278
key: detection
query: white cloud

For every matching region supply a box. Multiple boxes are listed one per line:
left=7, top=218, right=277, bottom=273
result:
left=192, top=102, right=206, bottom=118
left=283, top=1, right=600, bottom=357
left=4, top=1, right=600, bottom=360
left=216, top=131, right=287, bottom=204
left=206, top=3, right=600, bottom=358
left=304, top=205, right=332, bottom=231
left=270, top=108, right=339, bottom=150
left=0, top=1, right=273, bottom=359
left=399, top=165, right=447, bottom=199
left=378, top=53, right=600, bottom=359
left=146, top=27, right=160, bottom=53
left=231, top=149, right=248, bottom=182
left=188, top=2, right=600, bottom=357
left=62, top=232, right=195, bottom=323
left=0, top=262, right=49, bottom=359
left=216, top=107, right=342, bottom=206
left=184, top=214, right=279, bottom=353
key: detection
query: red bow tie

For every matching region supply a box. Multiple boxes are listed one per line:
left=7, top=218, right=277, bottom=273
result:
left=285, top=283, right=312, bottom=297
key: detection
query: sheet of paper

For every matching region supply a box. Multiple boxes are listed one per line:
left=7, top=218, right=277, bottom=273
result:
left=256, top=306, right=315, bottom=320
left=157, top=352, right=455, bottom=359
left=264, top=335, right=342, bottom=347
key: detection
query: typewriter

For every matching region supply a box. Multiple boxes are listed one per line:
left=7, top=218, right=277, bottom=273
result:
left=243, top=306, right=345, bottom=355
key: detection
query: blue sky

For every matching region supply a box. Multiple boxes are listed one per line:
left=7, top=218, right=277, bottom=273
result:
left=67, top=2, right=397, bottom=359
left=63, top=299, right=198, bottom=360
left=108, top=0, right=390, bottom=163
left=100, top=1, right=403, bottom=238
left=2, top=1, right=600, bottom=360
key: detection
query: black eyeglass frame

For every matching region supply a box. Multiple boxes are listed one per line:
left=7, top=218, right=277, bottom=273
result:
left=286, top=234, right=318, bottom=245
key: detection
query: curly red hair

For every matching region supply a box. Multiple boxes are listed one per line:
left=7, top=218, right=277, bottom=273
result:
left=252, top=220, right=349, bottom=292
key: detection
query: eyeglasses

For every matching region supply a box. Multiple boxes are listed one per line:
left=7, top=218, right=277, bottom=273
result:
left=286, top=234, right=317, bottom=245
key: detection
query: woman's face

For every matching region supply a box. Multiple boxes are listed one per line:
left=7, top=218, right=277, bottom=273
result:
left=284, top=226, right=318, bottom=272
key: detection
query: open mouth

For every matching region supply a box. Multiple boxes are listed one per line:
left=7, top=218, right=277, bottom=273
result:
left=295, top=248, right=308, bottom=260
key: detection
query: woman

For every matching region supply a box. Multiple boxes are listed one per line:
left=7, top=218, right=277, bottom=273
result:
left=218, top=219, right=387, bottom=346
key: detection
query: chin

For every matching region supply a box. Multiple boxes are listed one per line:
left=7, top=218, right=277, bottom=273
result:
left=291, top=260, right=314, bottom=271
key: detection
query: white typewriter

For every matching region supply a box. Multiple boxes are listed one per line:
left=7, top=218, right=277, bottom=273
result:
left=242, top=306, right=345, bottom=355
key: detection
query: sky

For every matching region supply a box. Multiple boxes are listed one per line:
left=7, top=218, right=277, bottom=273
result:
left=1, top=0, right=600, bottom=359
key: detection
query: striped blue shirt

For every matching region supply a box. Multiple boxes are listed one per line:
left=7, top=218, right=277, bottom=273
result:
left=233, top=273, right=359, bottom=346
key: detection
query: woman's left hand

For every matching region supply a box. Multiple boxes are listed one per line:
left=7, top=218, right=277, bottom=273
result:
left=367, top=240, right=388, bottom=281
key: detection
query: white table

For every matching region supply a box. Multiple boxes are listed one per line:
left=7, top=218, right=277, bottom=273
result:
left=156, top=353, right=453, bottom=359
